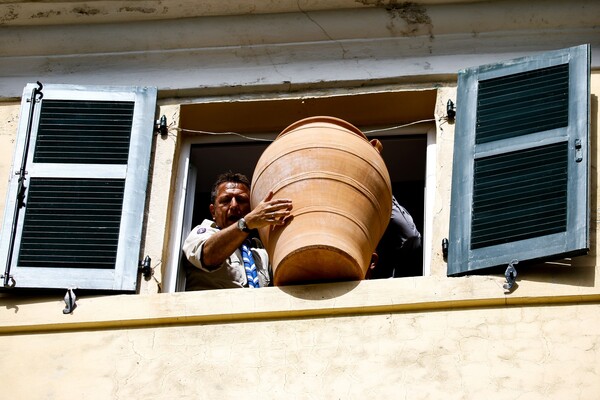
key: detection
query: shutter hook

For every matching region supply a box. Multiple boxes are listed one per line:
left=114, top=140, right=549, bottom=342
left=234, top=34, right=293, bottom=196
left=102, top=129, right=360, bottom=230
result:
left=503, top=259, right=518, bottom=293
left=1, top=274, right=16, bottom=288
left=63, top=288, right=77, bottom=314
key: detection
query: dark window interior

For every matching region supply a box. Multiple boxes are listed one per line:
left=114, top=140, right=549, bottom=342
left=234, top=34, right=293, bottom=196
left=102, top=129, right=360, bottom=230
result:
left=187, top=134, right=426, bottom=278
left=178, top=90, right=435, bottom=284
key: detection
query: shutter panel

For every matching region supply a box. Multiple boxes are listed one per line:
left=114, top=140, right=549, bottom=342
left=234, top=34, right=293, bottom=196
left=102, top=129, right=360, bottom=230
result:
left=19, top=178, right=125, bottom=269
left=471, top=142, right=569, bottom=249
left=0, top=84, right=157, bottom=291
left=448, top=44, right=590, bottom=276
left=34, top=100, right=135, bottom=164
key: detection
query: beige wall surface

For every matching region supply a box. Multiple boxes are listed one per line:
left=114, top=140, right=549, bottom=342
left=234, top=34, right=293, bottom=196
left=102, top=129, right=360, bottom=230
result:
left=1, top=300, right=599, bottom=399
left=0, top=71, right=599, bottom=399
left=0, top=103, right=20, bottom=227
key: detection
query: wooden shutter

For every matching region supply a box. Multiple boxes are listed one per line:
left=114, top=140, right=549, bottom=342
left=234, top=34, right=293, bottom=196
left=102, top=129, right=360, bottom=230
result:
left=448, top=44, right=590, bottom=276
left=0, top=84, right=157, bottom=291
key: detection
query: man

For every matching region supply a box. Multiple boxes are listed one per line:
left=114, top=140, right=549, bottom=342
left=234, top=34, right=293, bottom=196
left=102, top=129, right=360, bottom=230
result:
left=368, top=139, right=423, bottom=279
left=183, top=172, right=293, bottom=290
left=371, top=195, right=422, bottom=279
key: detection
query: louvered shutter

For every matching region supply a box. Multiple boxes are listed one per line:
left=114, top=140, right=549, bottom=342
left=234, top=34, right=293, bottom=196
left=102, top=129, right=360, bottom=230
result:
left=0, top=84, right=157, bottom=291
left=448, top=44, right=590, bottom=276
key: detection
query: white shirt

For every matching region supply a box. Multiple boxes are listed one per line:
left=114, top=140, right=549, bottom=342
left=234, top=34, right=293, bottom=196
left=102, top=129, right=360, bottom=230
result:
left=182, top=219, right=271, bottom=290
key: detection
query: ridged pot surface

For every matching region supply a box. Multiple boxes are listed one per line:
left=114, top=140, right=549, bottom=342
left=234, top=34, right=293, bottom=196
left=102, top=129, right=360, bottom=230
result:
left=251, top=116, right=392, bottom=286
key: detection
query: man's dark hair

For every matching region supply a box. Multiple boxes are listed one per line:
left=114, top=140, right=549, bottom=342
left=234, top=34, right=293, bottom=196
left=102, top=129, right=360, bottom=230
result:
left=210, top=171, right=251, bottom=204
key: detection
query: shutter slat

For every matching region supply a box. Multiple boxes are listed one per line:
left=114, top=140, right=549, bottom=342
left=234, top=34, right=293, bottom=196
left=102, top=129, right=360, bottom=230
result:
left=17, top=177, right=125, bottom=269
left=475, top=64, right=569, bottom=144
left=33, top=100, right=135, bottom=164
left=470, top=142, right=568, bottom=249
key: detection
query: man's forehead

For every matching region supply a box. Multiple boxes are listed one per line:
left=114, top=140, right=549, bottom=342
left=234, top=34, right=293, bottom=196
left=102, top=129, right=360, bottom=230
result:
left=218, top=182, right=249, bottom=194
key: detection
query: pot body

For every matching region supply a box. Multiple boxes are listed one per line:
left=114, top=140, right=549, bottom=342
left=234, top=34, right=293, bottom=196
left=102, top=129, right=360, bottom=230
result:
left=251, top=116, right=392, bottom=285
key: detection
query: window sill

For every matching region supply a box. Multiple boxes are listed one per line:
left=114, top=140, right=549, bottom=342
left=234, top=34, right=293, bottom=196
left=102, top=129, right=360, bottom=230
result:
left=2, top=270, right=600, bottom=334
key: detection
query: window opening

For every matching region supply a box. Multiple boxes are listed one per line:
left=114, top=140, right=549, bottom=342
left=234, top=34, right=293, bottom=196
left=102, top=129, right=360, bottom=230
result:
left=173, top=133, right=427, bottom=291
left=167, top=90, right=436, bottom=292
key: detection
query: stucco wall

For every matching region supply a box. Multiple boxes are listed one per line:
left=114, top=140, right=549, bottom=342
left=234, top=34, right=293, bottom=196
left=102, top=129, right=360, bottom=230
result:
left=2, top=0, right=599, bottom=100
left=1, top=281, right=599, bottom=399
left=0, top=102, right=21, bottom=228
left=0, top=74, right=599, bottom=399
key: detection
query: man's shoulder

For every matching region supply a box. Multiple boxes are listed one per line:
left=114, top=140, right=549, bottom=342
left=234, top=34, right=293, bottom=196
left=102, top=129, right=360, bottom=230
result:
left=193, top=219, right=218, bottom=233
left=185, top=219, right=219, bottom=244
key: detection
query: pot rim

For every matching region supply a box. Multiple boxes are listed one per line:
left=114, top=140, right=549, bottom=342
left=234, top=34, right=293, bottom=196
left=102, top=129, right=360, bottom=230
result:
left=278, top=116, right=367, bottom=140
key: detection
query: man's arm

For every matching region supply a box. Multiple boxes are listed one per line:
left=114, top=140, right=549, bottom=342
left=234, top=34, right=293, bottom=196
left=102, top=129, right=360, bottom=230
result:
left=391, top=196, right=421, bottom=250
left=201, top=223, right=251, bottom=267
left=202, top=191, right=293, bottom=267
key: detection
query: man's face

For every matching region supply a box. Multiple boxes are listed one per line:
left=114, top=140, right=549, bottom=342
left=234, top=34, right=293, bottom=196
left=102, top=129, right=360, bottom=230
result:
left=210, top=182, right=251, bottom=229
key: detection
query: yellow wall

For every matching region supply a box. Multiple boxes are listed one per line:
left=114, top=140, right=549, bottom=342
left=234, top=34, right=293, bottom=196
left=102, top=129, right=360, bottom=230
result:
left=1, top=278, right=599, bottom=399
left=0, top=74, right=599, bottom=398
left=0, top=102, right=21, bottom=227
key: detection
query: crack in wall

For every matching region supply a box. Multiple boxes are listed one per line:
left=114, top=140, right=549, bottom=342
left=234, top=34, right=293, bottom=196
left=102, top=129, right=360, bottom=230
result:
left=297, top=0, right=348, bottom=59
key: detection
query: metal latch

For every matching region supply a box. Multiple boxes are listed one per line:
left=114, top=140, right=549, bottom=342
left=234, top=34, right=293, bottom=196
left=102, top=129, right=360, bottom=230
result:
left=503, top=259, right=518, bottom=293
left=575, top=139, right=583, bottom=163
left=63, top=288, right=77, bottom=314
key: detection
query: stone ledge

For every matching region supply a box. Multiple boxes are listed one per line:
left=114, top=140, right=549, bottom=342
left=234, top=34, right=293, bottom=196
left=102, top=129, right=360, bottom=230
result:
left=2, top=273, right=600, bottom=334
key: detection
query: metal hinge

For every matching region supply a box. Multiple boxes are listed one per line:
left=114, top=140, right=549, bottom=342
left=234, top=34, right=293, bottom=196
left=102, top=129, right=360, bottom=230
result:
left=139, top=255, right=152, bottom=279
left=154, top=115, right=168, bottom=136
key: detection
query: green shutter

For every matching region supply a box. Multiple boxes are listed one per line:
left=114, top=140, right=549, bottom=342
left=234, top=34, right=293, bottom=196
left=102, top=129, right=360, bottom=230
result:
left=471, top=142, right=569, bottom=249
left=448, top=44, right=590, bottom=276
left=475, top=64, right=569, bottom=144
left=0, top=84, right=157, bottom=291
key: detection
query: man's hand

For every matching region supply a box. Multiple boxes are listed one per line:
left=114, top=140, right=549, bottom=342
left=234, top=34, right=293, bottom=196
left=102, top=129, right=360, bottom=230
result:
left=245, top=191, right=293, bottom=230
left=202, top=190, right=292, bottom=267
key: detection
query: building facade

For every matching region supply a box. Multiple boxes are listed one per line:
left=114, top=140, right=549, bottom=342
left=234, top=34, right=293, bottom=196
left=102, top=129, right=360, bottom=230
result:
left=1, top=1, right=599, bottom=398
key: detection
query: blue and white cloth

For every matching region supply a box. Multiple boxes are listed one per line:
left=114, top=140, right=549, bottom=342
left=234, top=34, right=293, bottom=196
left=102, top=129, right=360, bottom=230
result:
left=241, top=239, right=260, bottom=288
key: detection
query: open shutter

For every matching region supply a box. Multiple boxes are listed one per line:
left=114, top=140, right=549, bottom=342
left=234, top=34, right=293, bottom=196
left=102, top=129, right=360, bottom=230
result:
left=0, top=83, right=157, bottom=291
left=448, top=44, right=590, bottom=276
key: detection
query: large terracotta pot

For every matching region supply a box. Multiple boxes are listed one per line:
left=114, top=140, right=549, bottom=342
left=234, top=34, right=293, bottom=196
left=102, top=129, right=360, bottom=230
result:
left=251, top=116, right=392, bottom=285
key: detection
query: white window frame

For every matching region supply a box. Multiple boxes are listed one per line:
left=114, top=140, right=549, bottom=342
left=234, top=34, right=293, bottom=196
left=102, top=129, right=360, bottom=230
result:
left=163, top=117, right=436, bottom=293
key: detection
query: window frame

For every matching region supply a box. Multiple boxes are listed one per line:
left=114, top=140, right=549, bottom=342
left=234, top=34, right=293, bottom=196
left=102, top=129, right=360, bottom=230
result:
left=163, top=100, right=437, bottom=293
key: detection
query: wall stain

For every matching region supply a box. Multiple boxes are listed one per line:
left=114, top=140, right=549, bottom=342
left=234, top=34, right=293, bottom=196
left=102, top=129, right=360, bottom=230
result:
left=357, top=1, right=434, bottom=39
left=30, top=10, right=62, bottom=19
left=386, top=2, right=431, bottom=25
left=0, top=6, right=18, bottom=24
left=119, top=7, right=157, bottom=14
left=387, top=2, right=433, bottom=38
left=71, top=6, right=101, bottom=16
